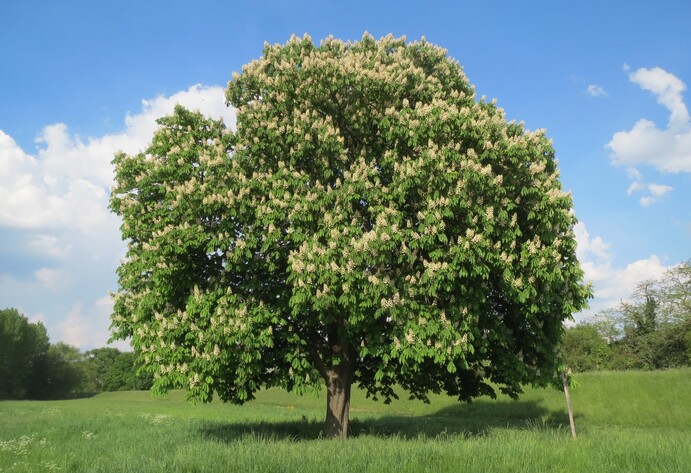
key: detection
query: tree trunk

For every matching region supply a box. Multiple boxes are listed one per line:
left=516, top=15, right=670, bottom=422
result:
left=323, top=363, right=353, bottom=439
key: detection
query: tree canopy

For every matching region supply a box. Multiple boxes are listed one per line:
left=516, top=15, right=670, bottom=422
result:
left=0, top=308, right=49, bottom=399
left=110, top=33, right=590, bottom=438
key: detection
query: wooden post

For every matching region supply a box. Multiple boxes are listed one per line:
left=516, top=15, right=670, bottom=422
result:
left=561, top=370, right=577, bottom=439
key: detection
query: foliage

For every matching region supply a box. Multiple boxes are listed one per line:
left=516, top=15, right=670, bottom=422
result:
left=654, top=258, right=691, bottom=324
left=38, top=343, right=88, bottom=399
left=0, top=308, right=49, bottom=399
left=84, top=348, right=153, bottom=392
left=110, top=33, right=590, bottom=437
left=560, top=325, right=612, bottom=372
left=0, top=307, right=90, bottom=399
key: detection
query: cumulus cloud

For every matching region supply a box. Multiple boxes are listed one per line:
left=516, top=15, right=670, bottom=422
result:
left=57, top=298, right=129, bottom=351
left=629, top=67, right=689, bottom=129
left=626, top=180, right=673, bottom=206
left=607, top=67, right=691, bottom=174
left=27, top=234, right=73, bottom=259
left=625, top=167, right=642, bottom=181
left=574, top=221, right=611, bottom=261
left=0, top=84, right=234, bottom=349
left=586, top=84, right=607, bottom=97
left=573, top=222, right=669, bottom=320
left=34, top=267, right=65, bottom=291
left=0, top=84, right=233, bottom=232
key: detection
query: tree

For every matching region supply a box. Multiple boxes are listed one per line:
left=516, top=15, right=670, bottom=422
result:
left=651, top=261, right=690, bottom=367
left=623, top=281, right=658, bottom=338
left=85, top=347, right=123, bottom=391
left=655, top=259, right=691, bottom=324
left=561, top=324, right=613, bottom=371
left=115, top=351, right=154, bottom=390
left=84, top=348, right=153, bottom=391
left=0, top=308, right=49, bottom=399
left=39, top=342, right=88, bottom=399
left=110, top=34, right=590, bottom=438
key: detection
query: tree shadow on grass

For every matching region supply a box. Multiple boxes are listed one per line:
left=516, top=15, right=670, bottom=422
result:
left=351, top=399, right=573, bottom=438
left=199, top=398, right=575, bottom=442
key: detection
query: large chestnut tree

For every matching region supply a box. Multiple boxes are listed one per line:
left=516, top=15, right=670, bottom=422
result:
left=110, top=34, right=590, bottom=438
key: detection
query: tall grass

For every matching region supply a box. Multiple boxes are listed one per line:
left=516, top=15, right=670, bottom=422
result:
left=1, top=369, right=689, bottom=472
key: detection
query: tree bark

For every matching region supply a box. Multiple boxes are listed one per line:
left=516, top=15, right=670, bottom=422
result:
left=307, top=317, right=354, bottom=439
left=323, top=362, right=353, bottom=439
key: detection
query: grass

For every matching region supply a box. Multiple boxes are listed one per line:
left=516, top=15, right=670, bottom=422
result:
left=1, top=368, right=689, bottom=472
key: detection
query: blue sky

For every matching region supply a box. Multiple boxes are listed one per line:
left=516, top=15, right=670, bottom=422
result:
left=1, top=0, right=690, bottom=349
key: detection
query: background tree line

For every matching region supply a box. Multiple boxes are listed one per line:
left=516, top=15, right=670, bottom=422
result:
left=562, top=260, right=690, bottom=371
left=0, top=308, right=152, bottom=400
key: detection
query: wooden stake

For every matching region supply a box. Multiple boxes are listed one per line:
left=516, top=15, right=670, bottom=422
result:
left=561, top=370, right=577, bottom=439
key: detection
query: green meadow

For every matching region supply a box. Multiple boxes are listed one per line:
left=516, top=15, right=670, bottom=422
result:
left=1, top=369, right=689, bottom=472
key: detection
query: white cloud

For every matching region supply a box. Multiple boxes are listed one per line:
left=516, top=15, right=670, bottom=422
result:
left=626, top=181, right=645, bottom=195
left=586, top=84, right=607, bottom=97
left=574, top=221, right=611, bottom=261
left=27, top=234, right=73, bottom=259
left=648, top=182, right=674, bottom=196
left=638, top=196, right=655, bottom=207
left=573, top=222, right=669, bottom=320
left=57, top=303, right=99, bottom=349
left=607, top=67, right=691, bottom=173
left=34, top=267, right=65, bottom=291
left=626, top=180, right=673, bottom=206
left=56, top=297, right=130, bottom=351
left=629, top=67, right=688, bottom=129
left=0, top=84, right=234, bottom=233
left=625, top=167, right=642, bottom=180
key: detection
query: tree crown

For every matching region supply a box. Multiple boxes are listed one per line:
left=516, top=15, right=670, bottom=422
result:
left=110, top=34, right=590, bottom=410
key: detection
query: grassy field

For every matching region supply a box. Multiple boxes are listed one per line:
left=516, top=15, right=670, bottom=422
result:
left=1, top=369, right=689, bottom=472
